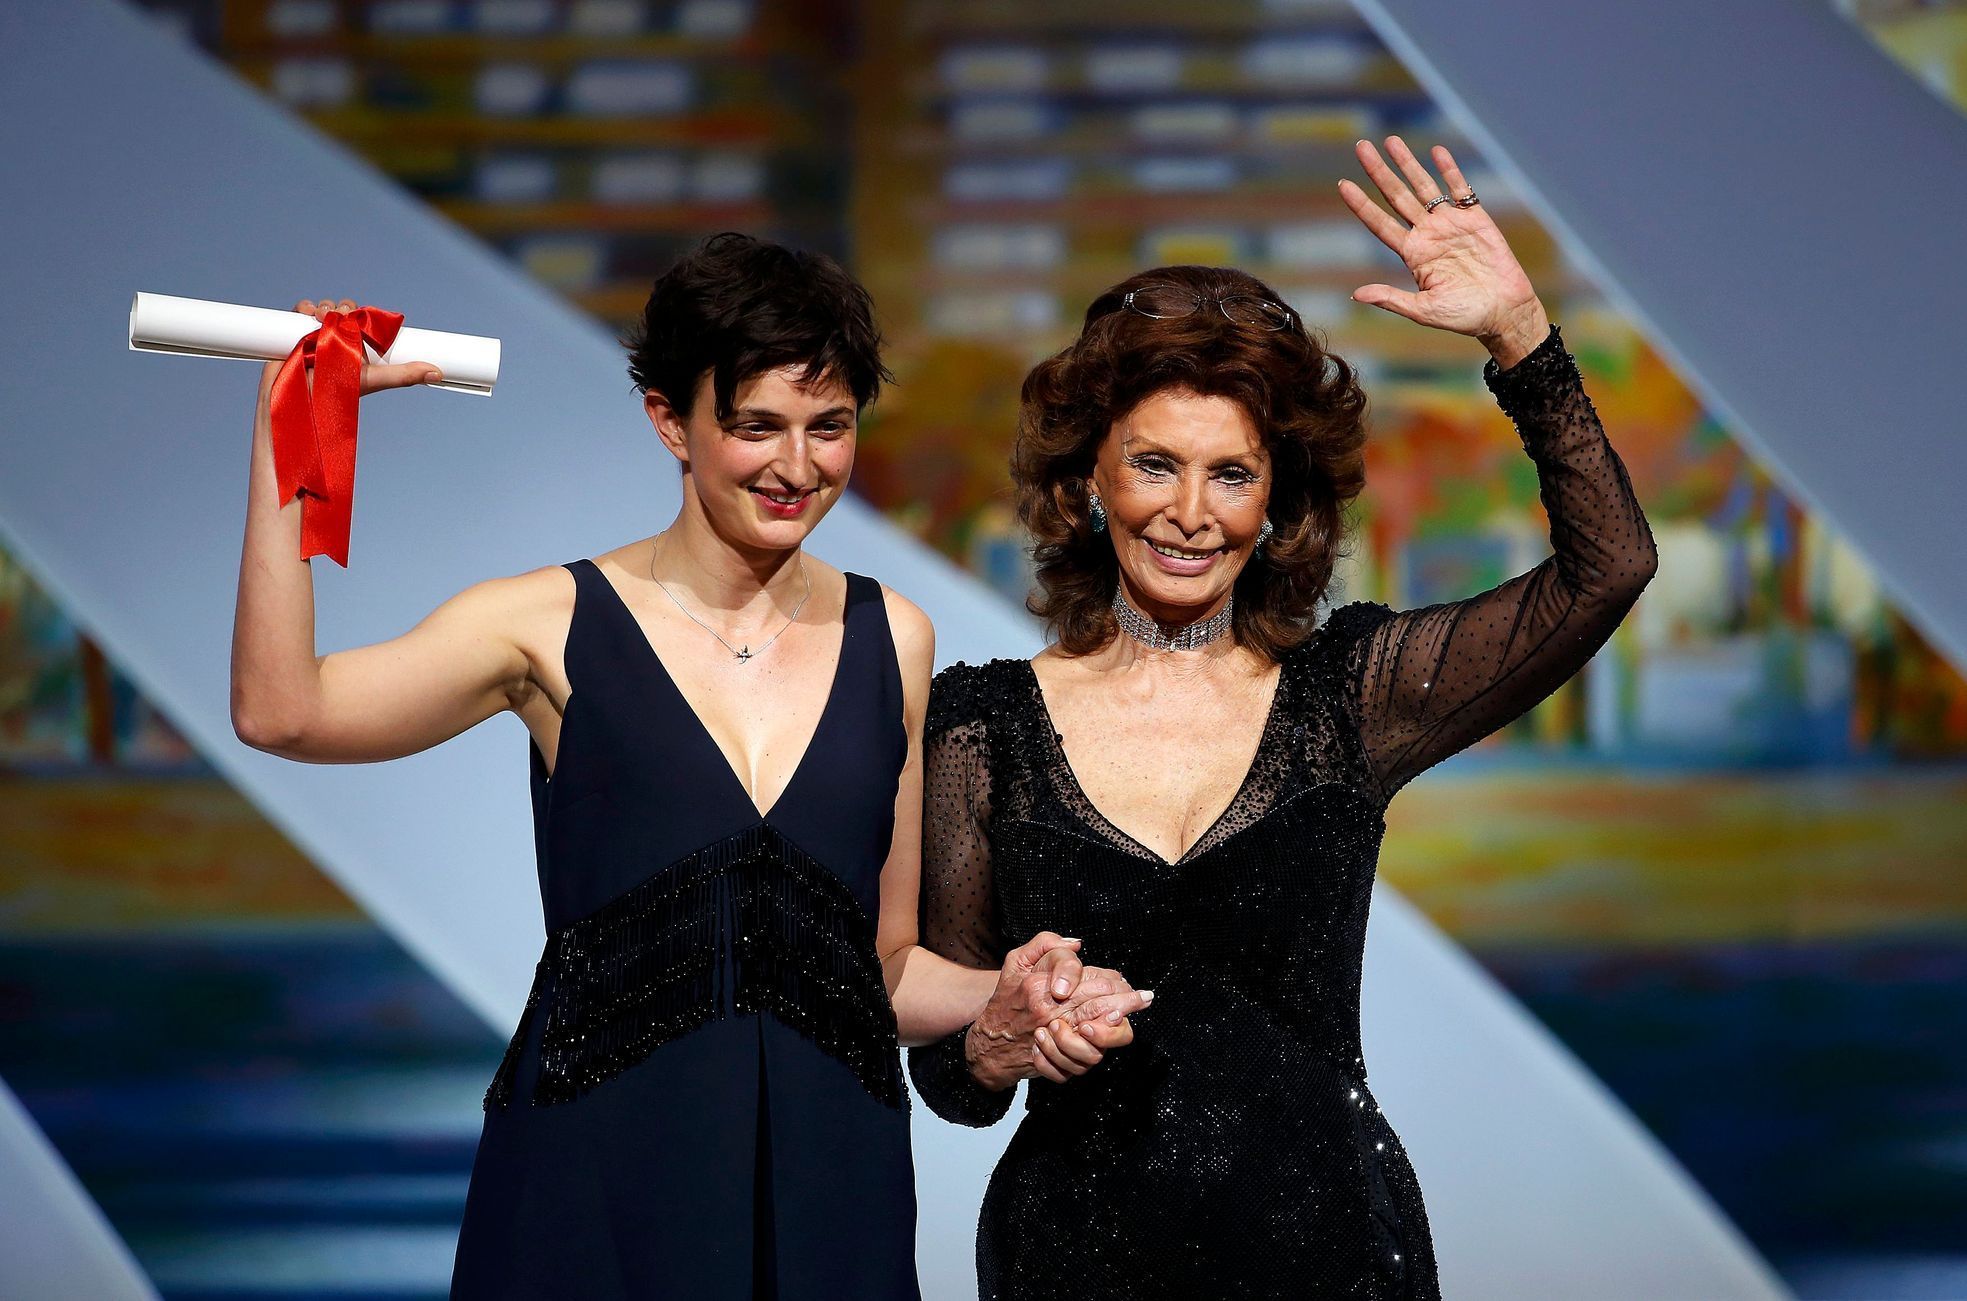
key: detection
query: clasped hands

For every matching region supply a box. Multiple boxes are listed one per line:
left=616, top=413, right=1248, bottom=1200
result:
left=966, top=932, right=1153, bottom=1091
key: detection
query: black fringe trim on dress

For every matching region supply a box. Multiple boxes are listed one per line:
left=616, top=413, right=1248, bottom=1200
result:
left=485, top=823, right=906, bottom=1112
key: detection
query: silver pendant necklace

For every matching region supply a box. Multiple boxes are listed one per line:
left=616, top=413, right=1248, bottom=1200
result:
left=1111, top=587, right=1234, bottom=652
left=648, top=535, right=810, bottom=664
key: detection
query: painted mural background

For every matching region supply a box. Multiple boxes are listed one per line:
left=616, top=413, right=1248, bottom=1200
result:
left=3, top=1, right=1963, bottom=1295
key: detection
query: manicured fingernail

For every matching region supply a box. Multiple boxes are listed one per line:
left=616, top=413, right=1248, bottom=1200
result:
left=1106, top=1010, right=1124, bottom=1025
left=1036, top=1028, right=1051, bottom=1044
left=1054, top=977, right=1072, bottom=997
left=1139, top=990, right=1155, bottom=1004
left=1061, top=937, right=1080, bottom=944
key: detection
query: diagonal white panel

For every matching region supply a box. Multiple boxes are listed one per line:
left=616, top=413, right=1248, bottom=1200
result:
left=1352, top=0, right=1967, bottom=672
left=1, top=3, right=1782, bottom=1296
left=0, top=0, right=1038, bottom=1031
left=0, top=1074, right=156, bottom=1300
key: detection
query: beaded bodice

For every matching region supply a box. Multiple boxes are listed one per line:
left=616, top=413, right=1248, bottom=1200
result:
left=486, top=563, right=908, bottom=1114
left=922, top=606, right=1395, bottom=1074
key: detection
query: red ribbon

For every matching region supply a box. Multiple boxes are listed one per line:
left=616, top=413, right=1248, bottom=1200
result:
left=269, top=306, right=405, bottom=567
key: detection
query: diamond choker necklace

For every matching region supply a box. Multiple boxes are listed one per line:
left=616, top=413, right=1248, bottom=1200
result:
left=1111, top=588, right=1235, bottom=652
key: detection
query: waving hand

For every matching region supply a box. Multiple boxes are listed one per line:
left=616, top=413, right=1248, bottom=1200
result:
left=1337, top=137, right=1550, bottom=367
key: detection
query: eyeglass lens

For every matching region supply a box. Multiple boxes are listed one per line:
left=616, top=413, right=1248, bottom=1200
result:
left=1126, top=285, right=1292, bottom=330
left=1219, top=296, right=1291, bottom=329
left=1128, top=286, right=1205, bottom=318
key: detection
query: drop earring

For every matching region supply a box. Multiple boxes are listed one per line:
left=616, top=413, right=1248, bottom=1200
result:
left=1089, top=492, right=1108, bottom=534
left=1254, top=518, right=1274, bottom=556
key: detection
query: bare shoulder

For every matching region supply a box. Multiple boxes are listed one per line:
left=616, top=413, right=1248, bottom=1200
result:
left=467, top=562, right=576, bottom=625
left=800, top=552, right=850, bottom=604
left=589, top=540, right=646, bottom=585
left=452, top=563, right=577, bottom=675
left=1027, top=641, right=1081, bottom=689
left=878, top=583, right=935, bottom=669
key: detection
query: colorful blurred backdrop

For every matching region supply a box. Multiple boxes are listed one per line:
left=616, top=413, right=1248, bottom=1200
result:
left=4, top=1, right=1965, bottom=1296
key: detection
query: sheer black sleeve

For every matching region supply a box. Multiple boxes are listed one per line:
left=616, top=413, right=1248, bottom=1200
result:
left=1346, top=325, right=1658, bottom=802
left=905, top=663, right=1017, bottom=1127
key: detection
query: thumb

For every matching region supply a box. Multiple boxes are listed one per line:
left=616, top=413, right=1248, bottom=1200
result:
left=1033, top=945, right=1085, bottom=1000
left=1010, top=931, right=1080, bottom=972
left=365, top=361, right=443, bottom=393
left=1351, top=285, right=1426, bottom=323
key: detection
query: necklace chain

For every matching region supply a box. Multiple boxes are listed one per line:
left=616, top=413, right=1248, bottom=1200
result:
left=1111, top=588, right=1235, bottom=652
left=648, top=535, right=810, bottom=665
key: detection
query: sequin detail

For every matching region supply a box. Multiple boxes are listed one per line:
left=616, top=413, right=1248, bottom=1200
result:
left=487, top=822, right=906, bottom=1112
left=909, top=326, right=1656, bottom=1300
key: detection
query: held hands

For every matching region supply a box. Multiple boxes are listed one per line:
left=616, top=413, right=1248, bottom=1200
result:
left=965, top=932, right=1154, bottom=1091
left=257, top=299, right=443, bottom=398
left=1337, top=137, right=1550, bottom=368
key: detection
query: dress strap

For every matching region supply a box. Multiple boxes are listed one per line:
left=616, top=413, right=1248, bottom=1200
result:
left=843, top=572, right=902, bottom=714
left=554, top=558, right=612, bottom=698
left=842, top=570, right=881, bottom=615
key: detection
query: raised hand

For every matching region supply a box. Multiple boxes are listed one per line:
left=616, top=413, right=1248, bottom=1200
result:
left=258, top=298, right=442, bottom=397
left=1337, top=137, right=1550, bottom=367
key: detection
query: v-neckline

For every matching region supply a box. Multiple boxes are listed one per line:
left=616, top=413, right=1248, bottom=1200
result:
left=1021, top=657, right=1286, bottom=867
left=583, top=558, right=849, bottom=822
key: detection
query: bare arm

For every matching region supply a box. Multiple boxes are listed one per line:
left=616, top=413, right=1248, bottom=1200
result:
left=872, top=595, right=1145, bottom=1066
left=874, top=587, right=1001, bottom=1043
left=229, top=298, right=543, bottom=762
left=901, top=662, right=1150, bottom=1124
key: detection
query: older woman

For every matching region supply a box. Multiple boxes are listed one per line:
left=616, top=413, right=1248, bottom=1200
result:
left=908, top=139, right=1658, bottom=1300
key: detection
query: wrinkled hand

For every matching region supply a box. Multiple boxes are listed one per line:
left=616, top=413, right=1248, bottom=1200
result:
left=1033, top=964, right=1153, bottom=1084
left=257, top=298, right=443, bottom=398
left=966, top=933, right=1153, bottom=1090
left=1337, top=137, right=1549, bottom=366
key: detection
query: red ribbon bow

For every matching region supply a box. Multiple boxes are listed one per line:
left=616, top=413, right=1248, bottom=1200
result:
left=269, top=305, right=405, bottom=567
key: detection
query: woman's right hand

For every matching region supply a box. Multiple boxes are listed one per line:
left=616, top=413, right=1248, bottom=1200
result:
left=257, top=298, right=442, bottom=398
left=233, top=296, right=534, bottom=765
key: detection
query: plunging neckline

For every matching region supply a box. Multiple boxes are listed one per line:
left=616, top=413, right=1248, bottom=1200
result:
left=583, top=558, right=849, bottom=822
left=1021, top=657, right=1286, bottom=867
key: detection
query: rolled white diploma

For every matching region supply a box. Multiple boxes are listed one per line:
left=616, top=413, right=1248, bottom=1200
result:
left=128, top=292, right=501, bottom=396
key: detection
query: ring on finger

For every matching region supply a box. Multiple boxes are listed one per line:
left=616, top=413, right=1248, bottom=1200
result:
left=1422, top=194, right=1453, bottom=213
left=1453, top=189, right=1479, bottom=207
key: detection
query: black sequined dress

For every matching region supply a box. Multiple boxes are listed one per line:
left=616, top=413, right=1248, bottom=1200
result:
left=452, top=562, right=919, bottom=1300
left=908, top=329, right=1655, bottom=1301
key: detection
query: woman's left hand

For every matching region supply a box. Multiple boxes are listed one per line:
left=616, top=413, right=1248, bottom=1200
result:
left=1338, top=137, right=1550, bottom=368
left=1030, top=965, right=1147, bottom=1084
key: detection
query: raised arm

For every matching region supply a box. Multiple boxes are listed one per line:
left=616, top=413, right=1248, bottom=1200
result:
left=1349, top=329, right=1656, bottom=799
left=230, top=298, right=545, bottom=763
left=1332, top=139, right=1658, bottom=799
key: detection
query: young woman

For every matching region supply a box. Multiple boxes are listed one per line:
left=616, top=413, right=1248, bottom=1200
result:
left=229, top=234, right=1146, bottom=1299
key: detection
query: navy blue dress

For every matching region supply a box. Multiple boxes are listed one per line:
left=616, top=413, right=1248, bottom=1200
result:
left=452, top=559, right=919, bottom=1300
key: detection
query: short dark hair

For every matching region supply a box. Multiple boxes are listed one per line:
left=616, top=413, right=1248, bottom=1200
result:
left=1014, top=264, right=1369, bottom=661
left=624, top=232, right=892, bottom=419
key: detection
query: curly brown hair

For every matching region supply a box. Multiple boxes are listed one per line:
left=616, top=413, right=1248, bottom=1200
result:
left=1013, top=265, right=1369, bottom=660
